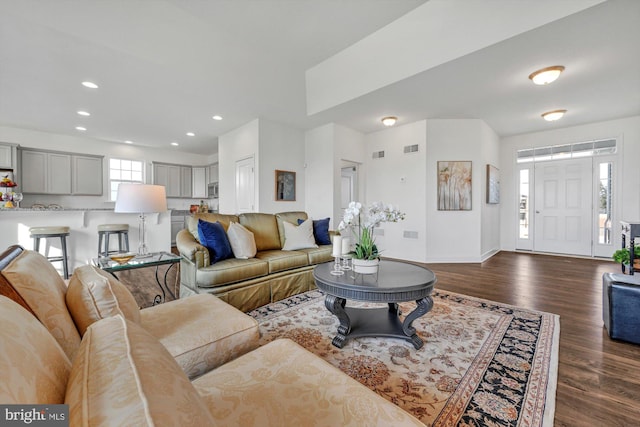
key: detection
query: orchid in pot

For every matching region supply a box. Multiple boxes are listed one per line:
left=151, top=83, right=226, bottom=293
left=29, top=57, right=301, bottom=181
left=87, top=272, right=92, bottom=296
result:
left=339, top=201, right=406, bottom=273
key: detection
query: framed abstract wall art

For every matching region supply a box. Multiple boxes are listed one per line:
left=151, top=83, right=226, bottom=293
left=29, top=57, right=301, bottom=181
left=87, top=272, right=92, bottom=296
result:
left=486, top=164, right=500, bottom=204
left=437, top=161, right=472, bottom=211
left=275, top=170, right=296, bottom=201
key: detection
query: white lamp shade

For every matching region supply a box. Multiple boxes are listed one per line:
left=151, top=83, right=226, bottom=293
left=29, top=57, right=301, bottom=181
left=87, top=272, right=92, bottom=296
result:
left=115, top=184, right=167, bottom=213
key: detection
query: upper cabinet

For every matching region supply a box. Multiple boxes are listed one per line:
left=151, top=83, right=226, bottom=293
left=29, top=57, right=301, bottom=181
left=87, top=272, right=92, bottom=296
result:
left=153, top=162, right=194, bottom=198
left=0, top=143, right=17, bottom=169
left=208, top=163, right=218, bottom=184
left=73, top=155, right=103, bottom=195
left=20, top=148, right=102, bottom=195
left=192, top=166, right=207, bottom=198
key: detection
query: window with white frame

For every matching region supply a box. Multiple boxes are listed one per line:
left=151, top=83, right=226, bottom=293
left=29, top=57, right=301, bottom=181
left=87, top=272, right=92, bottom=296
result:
left=109, top=158, right=144, bottom=201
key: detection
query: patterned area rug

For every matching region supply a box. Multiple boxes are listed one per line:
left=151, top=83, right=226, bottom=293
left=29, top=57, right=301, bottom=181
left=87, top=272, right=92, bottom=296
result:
left=248, top=290, right=559, bottom=427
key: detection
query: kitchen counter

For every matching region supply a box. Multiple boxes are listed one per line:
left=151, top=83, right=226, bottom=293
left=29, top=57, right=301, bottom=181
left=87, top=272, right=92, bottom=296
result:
left=0, top=209, right=172, bottom=276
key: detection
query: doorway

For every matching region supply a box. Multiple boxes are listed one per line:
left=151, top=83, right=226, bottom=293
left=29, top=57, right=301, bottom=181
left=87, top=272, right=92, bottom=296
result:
left=341, top=165, right=358, bottom=209
left=235, top=156, right=255, bottom=213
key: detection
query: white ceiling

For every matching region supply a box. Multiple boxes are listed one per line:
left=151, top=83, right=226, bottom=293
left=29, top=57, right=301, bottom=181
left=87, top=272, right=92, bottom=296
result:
left=0, top=0, right=638, bottom=155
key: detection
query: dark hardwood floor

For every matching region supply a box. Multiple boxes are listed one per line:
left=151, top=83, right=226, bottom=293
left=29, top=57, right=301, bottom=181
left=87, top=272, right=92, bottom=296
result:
left=422, top=251, right=640, bottom=427
left=128, top=250, right=639, bottom=426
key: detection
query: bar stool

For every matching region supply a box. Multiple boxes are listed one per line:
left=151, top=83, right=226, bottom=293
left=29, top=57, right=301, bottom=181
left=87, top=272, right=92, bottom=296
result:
left=98, top=224, right=130, bottom=257
left=30, top=226, right=71, bottom=279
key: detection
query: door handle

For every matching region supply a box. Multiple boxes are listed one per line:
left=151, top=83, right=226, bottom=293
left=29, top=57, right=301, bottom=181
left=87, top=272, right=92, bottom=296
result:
left=536, top=210, right=540, bottom=213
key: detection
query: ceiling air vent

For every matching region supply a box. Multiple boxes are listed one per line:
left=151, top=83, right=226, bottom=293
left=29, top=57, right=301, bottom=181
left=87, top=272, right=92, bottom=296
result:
left=403, top=144, right=419, bottom=154
left=372, top=150, right=385, bottom=159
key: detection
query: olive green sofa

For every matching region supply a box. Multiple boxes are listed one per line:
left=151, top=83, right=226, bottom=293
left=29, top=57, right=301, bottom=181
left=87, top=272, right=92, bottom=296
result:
left=176, top=211, right=334, bottom=312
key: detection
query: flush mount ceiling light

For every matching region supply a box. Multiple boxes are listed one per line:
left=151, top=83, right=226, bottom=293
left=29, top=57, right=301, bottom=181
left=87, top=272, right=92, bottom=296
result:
left=124, top=140, right=133, bottom=144
left=77, top=110, right=90, bottom=116
left=81, top=81, right=99, bottom=89
left=212, top=115, right=223, bottom=121
left=186, top=132, right=195, bottom=136
left=171, top=142, right=179, bottom=146
left=75, top=126, right=87, bottom=131
left=541, top=109, right=567, bottom=121
left=528, top=65, right=565, bottom=85
left=381, top=116, right=397, bottom=126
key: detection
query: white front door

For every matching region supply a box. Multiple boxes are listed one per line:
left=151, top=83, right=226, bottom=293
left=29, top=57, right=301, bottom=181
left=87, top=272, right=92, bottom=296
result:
left=533, top=158, right=592, bottom=256
left=235, top=156, right=255, bottom=213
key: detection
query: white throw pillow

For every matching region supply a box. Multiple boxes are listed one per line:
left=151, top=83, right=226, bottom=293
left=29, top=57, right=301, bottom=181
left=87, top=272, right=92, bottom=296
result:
left=227, top=222, right=257, bottom=259
left=282, top=219, right=318, bottom=251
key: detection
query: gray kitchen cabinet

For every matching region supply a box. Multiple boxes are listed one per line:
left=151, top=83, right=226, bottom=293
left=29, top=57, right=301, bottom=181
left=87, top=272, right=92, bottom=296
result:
left=0, top=143, right=16, bottom=169
left=72, top=155, right=103, bottom=195
left=21, top=149, right=71, bottom=194
left=192, top=167, right=207, bottom=198
left=170, top=213, right=186, bottom=245
left=208, top=163, right=218, bottom=184
left=20, top=149, right=102, bottom=195
left=153, top=162, right=192, bottom=198
left=180, top=166, right=192, bottom=198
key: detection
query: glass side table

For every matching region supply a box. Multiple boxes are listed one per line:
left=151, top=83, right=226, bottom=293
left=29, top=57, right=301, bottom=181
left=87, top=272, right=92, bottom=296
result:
left=92, top=251, right=180, bottom=306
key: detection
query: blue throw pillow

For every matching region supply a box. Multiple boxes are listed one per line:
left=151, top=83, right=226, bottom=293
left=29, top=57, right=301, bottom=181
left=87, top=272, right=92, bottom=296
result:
left=298, top=217, right=331, bottom=246
left=197, top=219, right=233, bottom=263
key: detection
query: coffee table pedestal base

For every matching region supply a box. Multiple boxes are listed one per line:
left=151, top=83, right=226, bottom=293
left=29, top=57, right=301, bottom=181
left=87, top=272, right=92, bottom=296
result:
left=325, top=295, right=433, bottom=349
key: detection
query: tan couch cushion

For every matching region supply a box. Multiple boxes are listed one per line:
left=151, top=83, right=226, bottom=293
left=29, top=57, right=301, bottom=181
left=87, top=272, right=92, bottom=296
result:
left=140, top=293, right=260, bottom=379
left=296, top=245, right=334, bottom=265
left=66, top=265, right=141, bottom=335
left=1, top=250, right=81, bottom=360
left=195, top=257, right=268, bottom=288
left=0, top=296, right=71, bottom=404
left=193, top=338, right=424, bottom=426
left=239, top=213, right=282, bottom=251
left=65, top=315, right=215, bottom=427
left=255, top=250, right=309, bottom=274
left=187, top=212, right=239, bottom=241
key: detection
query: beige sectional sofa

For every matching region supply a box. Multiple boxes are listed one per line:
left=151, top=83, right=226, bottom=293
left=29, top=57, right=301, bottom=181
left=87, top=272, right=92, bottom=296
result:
left=0, top=244, right=424, bottom=426
left=177, top=211, right=334, bottom=312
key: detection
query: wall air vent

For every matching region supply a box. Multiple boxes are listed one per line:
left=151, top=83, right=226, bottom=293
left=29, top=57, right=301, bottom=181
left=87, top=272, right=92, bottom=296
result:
left=403, top=144, right=419, bottom=154
left=372, top=150, right=385, bottom=159
left=403, top=230, right=419, bottom=239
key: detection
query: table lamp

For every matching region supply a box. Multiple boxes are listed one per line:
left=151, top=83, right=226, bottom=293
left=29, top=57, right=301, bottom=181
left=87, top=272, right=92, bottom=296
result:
left=115, top=184, right=167, bottom=256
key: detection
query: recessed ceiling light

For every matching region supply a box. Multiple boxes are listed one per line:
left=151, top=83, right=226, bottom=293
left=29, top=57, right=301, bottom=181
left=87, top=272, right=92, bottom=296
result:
left=82, top=81, right=99, bottom=89
left=171, top=142, right=179, bottom=146
left=212, top=115, right=223, bottom=121
left=186, top=132, right=195, bottom=136
left=381, top=116, right=397, bottom=126
left=541, top=109, right=567, bottom=121
left=75, top=126, right=87, bottom=131
left=528, top=66, right=565, bottom=85
left=77, top=110, right=90, bottom=116
left=124, top=140, right=133, bottom=144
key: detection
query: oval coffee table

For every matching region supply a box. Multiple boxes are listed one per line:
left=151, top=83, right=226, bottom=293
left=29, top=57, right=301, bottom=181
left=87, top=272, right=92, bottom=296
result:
left=313, top=260, right=436, bottom=349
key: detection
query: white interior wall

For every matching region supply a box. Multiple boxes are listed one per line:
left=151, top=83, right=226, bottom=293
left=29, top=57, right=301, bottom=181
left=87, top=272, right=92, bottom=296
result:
left=334, top=124, right=366, bottom=228
left=480, top=122, right=501, bottom=259
left=426, top=119, right=497, bottom=262
left=499, top=115, right=640, bottom=252
left=364, top=120, right=427, bottom=262
left=218, top=119, right=259, bottom=214
left=0, top=125, right=213, bottom=210
left=304, top=124, right=336, bottom=227
left=258, top=119, right=306, bottom=214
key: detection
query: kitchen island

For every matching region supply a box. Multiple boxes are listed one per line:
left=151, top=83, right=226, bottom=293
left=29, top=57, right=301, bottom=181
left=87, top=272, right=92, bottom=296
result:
left=0, top=208, right=171, bottom=276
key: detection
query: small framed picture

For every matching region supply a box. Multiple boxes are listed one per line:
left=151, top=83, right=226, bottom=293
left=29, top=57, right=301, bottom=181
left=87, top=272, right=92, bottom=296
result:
left=275, top=170, right=296, bottom=201
left=486, top=164, right=500, bottom=204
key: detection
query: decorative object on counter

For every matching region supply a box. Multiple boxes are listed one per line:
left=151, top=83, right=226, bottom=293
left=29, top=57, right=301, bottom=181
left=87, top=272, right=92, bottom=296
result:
left=0, top=173, right=17, bottom=188
left=115, top=184, right=167, bottom=256
left=338, top=201, right=406, bottom=274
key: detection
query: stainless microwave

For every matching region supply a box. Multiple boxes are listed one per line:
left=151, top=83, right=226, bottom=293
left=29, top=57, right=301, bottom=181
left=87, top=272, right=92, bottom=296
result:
left=208, top=182, right=219, bottom=199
